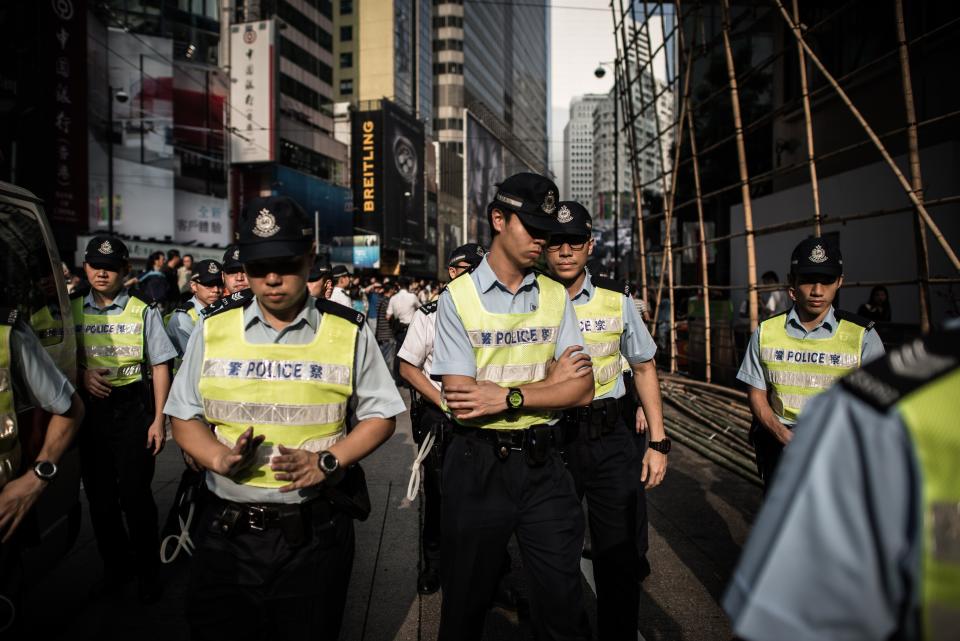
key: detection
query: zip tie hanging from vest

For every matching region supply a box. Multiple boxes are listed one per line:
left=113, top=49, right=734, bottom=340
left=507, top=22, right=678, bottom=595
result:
left=406, top=430, right=436, bottom=502
left=160, top=501, right=196, bottom=564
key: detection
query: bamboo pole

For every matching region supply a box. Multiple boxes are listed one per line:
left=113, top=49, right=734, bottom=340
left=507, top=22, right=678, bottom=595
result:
left=771, top=0, right=960, bottom=273
left=791, top=0, right=822, bottom=235
left=721, top=0, right=760, bottom=333
left=894, top=0, right=932, bottom=334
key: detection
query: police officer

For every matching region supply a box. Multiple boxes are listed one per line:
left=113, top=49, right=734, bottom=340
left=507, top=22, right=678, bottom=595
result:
left=724, top=326, right=960, bottom=640
left=737, top=237, right=884, bottom=487
left=73, top=236, right=177, bottom=601
left=221, top=244, right=248, bottom=295
left=165, top=259, right=224, bottom=356
left=164, top=195, right=405, bottom=641
left=433, top=173, right=594, bottom=641
left=0, top=309, right=84, bottom=633
left=398, top=242, right=485, bottom=595
left=545, top=201, right=667, bottom=640
left=307, top=261, right=332, bottom=300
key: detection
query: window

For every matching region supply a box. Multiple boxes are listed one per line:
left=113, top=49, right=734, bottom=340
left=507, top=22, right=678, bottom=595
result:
left=340, top=25, right=352, bottom=41
left=339, top=79, right=353, bottom=94
left=340, top=52, right=352, bottom=68
left=279, top=36, right=332, bottom=84
left=280, top=73, right=321, bottom=111
left=340, top=0, right=353, bottom=14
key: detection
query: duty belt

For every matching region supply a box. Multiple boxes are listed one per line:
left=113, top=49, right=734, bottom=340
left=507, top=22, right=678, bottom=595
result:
left=451, top=423, right=561, bottom=466
left=565, top=397, right=623, bottom=439
left=209, top=496, right=334, bottom=545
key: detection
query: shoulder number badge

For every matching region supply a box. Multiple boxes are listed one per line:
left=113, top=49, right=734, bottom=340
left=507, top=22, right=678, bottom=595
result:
left=253, top=208, right=280, bottom=238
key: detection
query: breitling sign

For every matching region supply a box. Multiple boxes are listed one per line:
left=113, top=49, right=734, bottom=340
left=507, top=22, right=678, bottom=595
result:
left=360, top=119, right=376, bottom=213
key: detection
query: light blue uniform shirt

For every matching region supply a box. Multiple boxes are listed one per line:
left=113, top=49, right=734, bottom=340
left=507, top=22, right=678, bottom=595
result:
left=723, top=381, right=921, bottom=641
left=570, top=270, right=657, bottom=400
left=737, top=305, right=885, bottom=424
left=432, top=256, right=586, bottom=425
left=9, top=321, right=74, bottom=415
left=163, top=295, right=406, bottom=504
left=80, top=289, right=177, bottom=366
left=165, top=296, right=203, bottom=356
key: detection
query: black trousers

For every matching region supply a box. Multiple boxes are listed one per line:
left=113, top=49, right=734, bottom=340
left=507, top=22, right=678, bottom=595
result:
left=412, top=401, right=446, bottom=569
left=185, top=501, right=355, bottom=641
left=79, top=384, right=159, bottom=581
left=565, top=415, right=641, bottom=641
left=438, top=432, right=590, bottom=641
left=749, top=419, right=787, bottom=490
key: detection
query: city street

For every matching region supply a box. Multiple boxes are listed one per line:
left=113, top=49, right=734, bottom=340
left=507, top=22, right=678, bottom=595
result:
left=20, top=390, right=761, bottom=641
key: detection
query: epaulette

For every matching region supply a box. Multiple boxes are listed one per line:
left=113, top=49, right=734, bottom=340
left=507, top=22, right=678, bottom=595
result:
left=592, top=276, right=632, bottom=297
left=835, top=309, right=876, bottom=331
left=316, top=298, right=365, bottom=327
left=127, top=289, right=158, bottom=308
left=0, top=308, right=19, bottom=326
left=201, top=288, right=254, bottom=319
left=419, top=300, right=438, bottom=315
left=841, top=330, right=960, bottom=412
left=173, top=301, right=194, bottom=314
left=69, top=288, right=86, bottom=301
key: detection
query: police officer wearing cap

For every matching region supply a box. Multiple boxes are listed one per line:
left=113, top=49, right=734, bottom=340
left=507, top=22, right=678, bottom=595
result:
left=220, top=244, right=248, bottom=295
left=433, top=173, right=594, bottom=641
left=165, top=259, right=224, bottom=357
left=725, top=324, right=960, bottom=641
left=737, top=237, right=885, bottom=488
left=73, top=236, right=177, bottom=601
left=307, top=261, right=333, bottom=300
left=164, top=195, right=405, bottom=640
left=545, top=201, right=666, bottom=640
left=398, top=242, right=485, bottom=596
left=329, top=265, right=353, bottom=308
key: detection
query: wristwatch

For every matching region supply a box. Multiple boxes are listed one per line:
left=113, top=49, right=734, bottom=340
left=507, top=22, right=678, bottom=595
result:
left=506, top=387, right=524, bottom=411
left=317, top=450, right=345, bottom=485
left=33, top=460, right=58, bottom=482
left=648, top=438, right=672, bottom=454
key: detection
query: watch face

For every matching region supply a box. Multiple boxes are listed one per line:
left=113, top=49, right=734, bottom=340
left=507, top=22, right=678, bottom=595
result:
left=320, top=452, right=338, bottom=472
left=35, top=461, right=57, bottom=478
left=508, top=391, right=522, bottom=409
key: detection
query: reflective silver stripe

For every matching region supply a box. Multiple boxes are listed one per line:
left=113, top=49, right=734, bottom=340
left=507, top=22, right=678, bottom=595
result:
left=0, top=368, right=9, bottom=393
left=593, top=360, right=623, bottom=384
left=105, top=364, right=144, bottom=380
left=85, top=345, right=143, bottom=358
left=35, top=328, right=64, bottom=339
left=466, top=326, right=559, bottom=348
left=931, top=501, right=960, bottom=564
left=203, top=398, right=347, bottom=426
left=202, top=359, right=351, bottom=385
left=81, top=322, right=143, bottom=336
left=760, top=347, right=858, bottom=368
left=766, top=369, right=839, bottom=390
left=774, top=393, right=813, bottom=413
left=578, top=317, right=623, bottom=333
left=585, top=341, right=620, bottom=358
left=476, top=362, right=548, bottom=384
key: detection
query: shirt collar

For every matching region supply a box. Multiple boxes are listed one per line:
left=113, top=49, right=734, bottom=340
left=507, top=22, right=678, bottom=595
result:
left=84, top=288, right=129, bottom=311
left=474, top=255, right=538, bottom=294
left=571, top=269, right=594, bottom=302
left=244, top=295, right=318, bottom=332
left=786, top=304, right=837, bottom=332
left=189, top=296, right=203, bottom=312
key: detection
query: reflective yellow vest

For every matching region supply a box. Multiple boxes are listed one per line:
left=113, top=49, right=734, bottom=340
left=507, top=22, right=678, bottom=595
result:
left=446, top=272, right=565, bottom=430
left=30, top=306, right=64, bottom=347
left=71, top=293, right=148, bottom=387
left=198, top=301, right=358, bottom=489
left=573, top=280, right=626, bottom=398
left=759, top=311, right=866, bottom=422
left=0, top=321, right=22, bottom=489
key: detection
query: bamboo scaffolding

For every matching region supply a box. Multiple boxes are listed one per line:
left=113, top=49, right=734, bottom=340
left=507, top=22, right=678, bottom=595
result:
left=771, top=0, right=960, bottom=273
left=791, top=0, right=822, bottom=235
left=894, top=0, right=932, bottom=334
left=721, top=0, right=760, bottom=332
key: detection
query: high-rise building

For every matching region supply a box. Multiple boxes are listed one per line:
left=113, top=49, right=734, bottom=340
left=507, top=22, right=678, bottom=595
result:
left=564, top=94, right=605, bottom=207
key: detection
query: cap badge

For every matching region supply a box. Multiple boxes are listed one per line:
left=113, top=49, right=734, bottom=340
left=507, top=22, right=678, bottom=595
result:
left=542, top=190, right=557, bottom=215
left=98, top=240, right=114, bottom=255
left=808, top=244, right=828, bottom=263
left=208, top=262, right=220, bottom=274
left=232, top=248, right=240, bottom=260
left=556, top=205, right=573, bottom=224
left=253, top=208, right=280, bottom=238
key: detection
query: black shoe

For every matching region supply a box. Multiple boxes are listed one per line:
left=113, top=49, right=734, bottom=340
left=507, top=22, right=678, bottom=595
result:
left=137, top=576, right=162, bottom=605
left=491, top=585, right=528, bottom=613
left=581, top=542, right=593, bottom=560
left=417, top=566, right=440, bottom=595
left=639, top=556, right=651, bottom=583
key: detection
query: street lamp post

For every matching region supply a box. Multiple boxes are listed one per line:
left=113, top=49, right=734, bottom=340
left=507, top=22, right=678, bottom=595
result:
left=106, top=86, right=129, bottom=235
left=595, top=61, right=620, bottom=279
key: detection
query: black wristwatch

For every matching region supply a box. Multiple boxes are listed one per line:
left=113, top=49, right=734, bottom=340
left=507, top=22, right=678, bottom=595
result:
left=317, top=450, right=345, bottom=485
left=33, top=460, right=58, bottom=482
left=506, top=387, right=524, bottom=411
left=648, top=438, right=671, bottom=455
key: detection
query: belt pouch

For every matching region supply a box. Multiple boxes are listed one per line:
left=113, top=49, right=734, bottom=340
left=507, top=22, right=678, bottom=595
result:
left=211, top=503, right=242, bottom=536
left=524, top=428, right=550, bottom=467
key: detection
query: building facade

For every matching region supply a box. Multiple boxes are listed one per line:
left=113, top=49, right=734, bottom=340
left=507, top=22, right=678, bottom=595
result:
left=563, top=94, right=605, bottom=208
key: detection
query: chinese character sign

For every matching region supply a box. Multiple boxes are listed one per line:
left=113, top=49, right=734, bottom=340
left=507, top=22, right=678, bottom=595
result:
left=230, top=20, right=275, bottom=163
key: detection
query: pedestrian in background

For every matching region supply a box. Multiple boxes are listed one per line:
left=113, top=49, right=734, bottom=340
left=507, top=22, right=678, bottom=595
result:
left=376, top=281, right=397, bottom=375
left=137, top=251, right=171, bottom=307
left=760, top=270, right=791, bottom=319
left=177, top=254, right=194, bottom=294
left=858, top=285, right=892, bottom=322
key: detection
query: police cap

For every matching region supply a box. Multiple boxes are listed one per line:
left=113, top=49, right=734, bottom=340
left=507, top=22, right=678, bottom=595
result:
left=84, top=236, right=129, bottom=270
left=553, top=201, right=593, bottom=240
left=309, top=260, right=331, bottom=282
left=237, top=196, right=313, bottom=263
left=191, top=259, right=224, bottom=287
left=331, top=265, right=351, bottom=279
left=221, top=244, right=243, bottom=272
left=487, top=172, right=563, bottom=234
left=447, top=243, right=486, bottom=269
left=790, top=237, right=843, bottom=277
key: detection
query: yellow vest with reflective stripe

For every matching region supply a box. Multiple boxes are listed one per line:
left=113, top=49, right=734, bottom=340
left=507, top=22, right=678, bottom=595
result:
left=0, top=324, right=22, bottom=489
left=759, top=313, right=865, bottom=422
left=574, top=285, right=625, bottom=398
left=899, top=366, right=960, bottom=641
left=71, top=294, right=148, bottom=387
left=198, top=304, right=357, bottom=488
left=446, top=272, right=564, bottom=430
left=30, top=306, right=64, bottom=347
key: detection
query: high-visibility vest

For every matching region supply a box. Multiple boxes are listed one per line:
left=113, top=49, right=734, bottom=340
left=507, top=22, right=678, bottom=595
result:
left=573, top=278, right=627, bottom=398
left=30, top=306, right=64, bottom=347
left=446, top=271, right=566, bottom=430
left=198, top=299, right=359, bottom=489
left=759, top=310, right=868, bottom=422
left=0, top=319, right=22, bottom=489
left=71, top=293, right=148, bottom=387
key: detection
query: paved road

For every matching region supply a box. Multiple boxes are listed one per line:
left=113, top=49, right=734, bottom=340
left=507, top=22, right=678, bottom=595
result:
left=18, top=390, right=761, bottom=640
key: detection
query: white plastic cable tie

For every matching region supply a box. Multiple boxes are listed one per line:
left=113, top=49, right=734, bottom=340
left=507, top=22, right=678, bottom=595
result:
left=406, top=430, right=436, bottom=502
left=160, top=501, right=196, bottom=564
